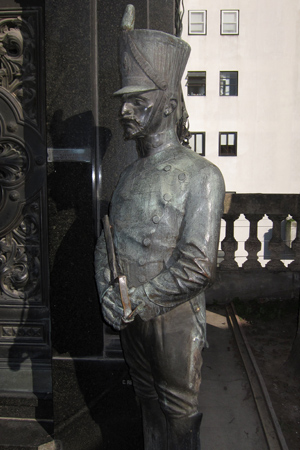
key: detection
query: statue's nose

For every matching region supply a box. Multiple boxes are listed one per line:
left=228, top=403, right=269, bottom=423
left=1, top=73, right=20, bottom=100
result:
left=121, top=102, right=132, bottom=117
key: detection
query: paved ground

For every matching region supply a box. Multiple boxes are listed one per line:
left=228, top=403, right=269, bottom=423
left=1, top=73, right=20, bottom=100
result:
left=200, top=307, right=268, bottom=449
left=53, top=306, right=270, bottom=449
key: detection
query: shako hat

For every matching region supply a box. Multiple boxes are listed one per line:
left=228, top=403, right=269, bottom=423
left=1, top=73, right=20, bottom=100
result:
left=113, top=4, right=191, bottom=96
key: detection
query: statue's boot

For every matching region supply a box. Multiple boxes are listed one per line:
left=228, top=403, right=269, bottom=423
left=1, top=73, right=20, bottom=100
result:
left=166, top=412, right=203, bottom=450
left=141, top=399, right=168, bottom=450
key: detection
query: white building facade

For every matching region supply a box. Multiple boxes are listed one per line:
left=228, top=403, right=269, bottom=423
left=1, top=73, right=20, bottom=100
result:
left=181, top=0, right=300, bottom=266
left=181, top=0, right=300, bottom=194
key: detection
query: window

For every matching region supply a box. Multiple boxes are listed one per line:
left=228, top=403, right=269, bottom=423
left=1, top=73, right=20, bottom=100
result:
left=186, top=72, right=206, bottom=96
left=220, top=71, right=238, bottom=96
left=219, top=132, right=237, bottom=156
left=189, top=132, right=205, bottom=156
left=221, top=10, right=239, bottom=35
left=188, top=10, right=207, bottom=35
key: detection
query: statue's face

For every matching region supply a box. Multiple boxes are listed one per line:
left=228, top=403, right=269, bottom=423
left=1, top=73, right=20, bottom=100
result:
left=120, top=90, right=160, bottom=140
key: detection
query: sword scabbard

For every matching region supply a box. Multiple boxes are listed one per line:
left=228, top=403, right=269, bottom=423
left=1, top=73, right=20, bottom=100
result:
left=103, top=215, right=134, bottom=322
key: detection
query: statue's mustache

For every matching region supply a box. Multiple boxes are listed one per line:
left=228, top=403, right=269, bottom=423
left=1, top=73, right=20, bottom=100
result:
left=120, top=117, right=142, bottom=126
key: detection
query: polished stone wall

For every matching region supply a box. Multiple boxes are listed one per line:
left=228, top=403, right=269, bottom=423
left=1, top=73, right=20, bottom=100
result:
left=46, top=0, right=175, bottom=358
left=46, top=0, right=101, bottom=358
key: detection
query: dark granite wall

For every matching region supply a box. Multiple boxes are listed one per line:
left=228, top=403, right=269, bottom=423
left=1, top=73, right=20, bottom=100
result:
left=46, top=0, right=102, bottom=357
left=46, top=0, right=175, bottom=357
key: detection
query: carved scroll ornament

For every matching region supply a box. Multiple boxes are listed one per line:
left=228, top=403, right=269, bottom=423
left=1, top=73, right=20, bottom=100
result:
left=0, top=15, right=37, bottom=124
left=0, top=11, right=44, bottom=302
left=0, top=202, right=40, bottom=300
left=0, top=87, right=45, bottom=237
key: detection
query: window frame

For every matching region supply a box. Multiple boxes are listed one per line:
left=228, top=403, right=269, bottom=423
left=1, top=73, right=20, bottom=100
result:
left=186, top=71, right=206, bottom=96
left=220, top=10, right=239, bottom=35
left=189, top=132, right=206, bottom=156
left=220, top=71, right=238, bottom=96
left=219, top=132, right=237, bottom=156
left=188, top=10, right=207, bottom=35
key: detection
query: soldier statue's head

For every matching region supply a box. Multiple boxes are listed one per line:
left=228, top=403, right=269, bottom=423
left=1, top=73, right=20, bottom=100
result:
left=114, top=5, right=191, bottom=145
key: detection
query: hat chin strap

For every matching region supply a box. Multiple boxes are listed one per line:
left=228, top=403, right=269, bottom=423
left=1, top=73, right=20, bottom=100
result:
left=140, top=89, right=168, bottom=138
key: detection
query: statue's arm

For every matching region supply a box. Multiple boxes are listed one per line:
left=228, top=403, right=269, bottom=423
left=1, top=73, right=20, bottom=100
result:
left=132, top=165, right=225, bottom=319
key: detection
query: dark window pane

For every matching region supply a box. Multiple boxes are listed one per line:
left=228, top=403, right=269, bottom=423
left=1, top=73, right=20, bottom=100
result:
left=190, top=132, right=205, bottom=155
left=187, top=72, right=206, bottom=96
left=220, top=71, right=238, bottom=96
left=219, top=132, right=237, bottom=156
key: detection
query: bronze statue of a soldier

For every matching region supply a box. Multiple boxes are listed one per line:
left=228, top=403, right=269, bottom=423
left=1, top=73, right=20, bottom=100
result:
left=95, top=5, right=225, bottom=449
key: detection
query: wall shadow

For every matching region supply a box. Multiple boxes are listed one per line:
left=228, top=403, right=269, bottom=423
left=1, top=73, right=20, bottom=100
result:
left=48, top=109, right=143, bottom=448
left=48, top=110, right=107, bottom=357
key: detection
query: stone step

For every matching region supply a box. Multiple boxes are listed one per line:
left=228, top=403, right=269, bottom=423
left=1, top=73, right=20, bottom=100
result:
left=0, top=418, right=57, bottom=450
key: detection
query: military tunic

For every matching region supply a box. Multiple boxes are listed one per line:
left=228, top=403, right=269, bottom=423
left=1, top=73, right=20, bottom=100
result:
left=110, top=145, right=224, bottom=333
left=95, top=144, right=225, bottom=419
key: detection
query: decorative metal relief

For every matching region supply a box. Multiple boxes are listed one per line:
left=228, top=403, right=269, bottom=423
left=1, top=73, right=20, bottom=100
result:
left=0, top=201, right=40, bottom=301
left=1, top=324, right=44, bottom=342
left=0, top=141, right=28, bottom=184
left=0, top=9, right=45, bottom=306
left=0, top=13, right=39, bottom=125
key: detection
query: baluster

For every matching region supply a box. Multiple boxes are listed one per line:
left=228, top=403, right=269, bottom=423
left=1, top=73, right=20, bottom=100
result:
left=266, top=214, right=286, bottom=271
left=242, top=214, right=263, bottom=270
left=219, top=214, right=239, bottom=270
left=288, top=215, right=300, bottom=271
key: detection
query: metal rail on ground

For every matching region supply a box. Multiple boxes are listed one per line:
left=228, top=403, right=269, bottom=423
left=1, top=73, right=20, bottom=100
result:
left=226, top=302, right=289, bottom=450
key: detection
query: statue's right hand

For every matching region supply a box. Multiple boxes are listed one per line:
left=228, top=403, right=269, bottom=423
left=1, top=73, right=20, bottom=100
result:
left=101, top=286, right=127, bottom=331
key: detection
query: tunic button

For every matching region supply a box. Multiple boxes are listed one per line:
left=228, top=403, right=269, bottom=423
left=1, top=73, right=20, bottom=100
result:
left=139, top=258, right=146, bottom=266
left=163, top=165, right=171, bottom=172
left=163, top=193, right=172, bottom=202
left=139, top=275, right=146, bottom=283
left=178, top=173, right=186, bottom=181
left=152, top=215, right=160, bottom=224
left=143, top=238, right=151, bottom=247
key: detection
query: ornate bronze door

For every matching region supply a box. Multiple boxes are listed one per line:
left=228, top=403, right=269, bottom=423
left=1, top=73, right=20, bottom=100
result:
left=0, top=6, right=53, bottom=441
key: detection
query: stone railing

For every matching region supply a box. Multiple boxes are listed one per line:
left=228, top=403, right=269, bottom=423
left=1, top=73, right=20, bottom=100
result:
left=208, top=194, right=300, bottom=303
left=221, top=193, right=300, bottom=271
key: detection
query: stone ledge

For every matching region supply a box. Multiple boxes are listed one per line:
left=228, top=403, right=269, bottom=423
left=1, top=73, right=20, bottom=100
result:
left=0, top=418, right=57, bottom=450
left=207, top=269, right=300, bottom=304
